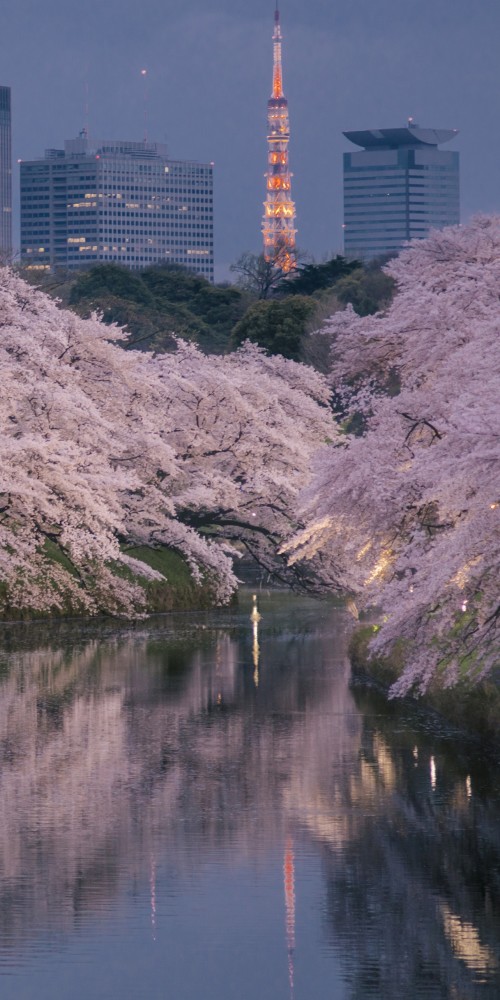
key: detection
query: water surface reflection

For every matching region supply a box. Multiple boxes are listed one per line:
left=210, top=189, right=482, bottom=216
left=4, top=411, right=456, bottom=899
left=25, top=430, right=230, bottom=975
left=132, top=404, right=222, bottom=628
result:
left=0, top=594, right=499, bottom=999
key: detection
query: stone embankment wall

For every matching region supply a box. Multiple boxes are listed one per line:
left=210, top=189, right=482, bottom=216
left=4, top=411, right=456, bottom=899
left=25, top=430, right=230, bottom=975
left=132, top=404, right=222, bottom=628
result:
left=349, top=626, right=500, bottom=748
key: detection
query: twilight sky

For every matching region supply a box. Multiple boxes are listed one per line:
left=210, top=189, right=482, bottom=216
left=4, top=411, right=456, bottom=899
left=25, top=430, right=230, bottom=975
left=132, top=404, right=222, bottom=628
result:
left=2, top=0, right=500, bottom=278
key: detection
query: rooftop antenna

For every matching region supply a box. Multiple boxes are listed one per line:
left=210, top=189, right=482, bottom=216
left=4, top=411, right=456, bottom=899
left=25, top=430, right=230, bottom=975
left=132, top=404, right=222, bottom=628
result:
left=80, top=73, right=89, bottom=139
left=141, top=68, right=148, bottom=143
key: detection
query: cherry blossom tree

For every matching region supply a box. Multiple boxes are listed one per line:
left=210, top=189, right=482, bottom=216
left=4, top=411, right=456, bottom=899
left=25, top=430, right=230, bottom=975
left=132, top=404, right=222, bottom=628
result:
left=285, top=218, right=500, bottom=694
left=155, top=339, right=334, bottom=587
left=0, top=268, right=335, bottom=616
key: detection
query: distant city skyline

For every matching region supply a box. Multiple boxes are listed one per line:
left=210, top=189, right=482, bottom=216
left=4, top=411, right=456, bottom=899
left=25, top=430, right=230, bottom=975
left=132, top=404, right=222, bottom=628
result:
left=2, top=0, right=499, bottom=278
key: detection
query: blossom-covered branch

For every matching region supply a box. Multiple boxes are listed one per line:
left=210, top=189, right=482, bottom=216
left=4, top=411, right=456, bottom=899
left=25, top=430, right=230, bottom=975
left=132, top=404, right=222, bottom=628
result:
left=0, top=270, right=336, bottom=616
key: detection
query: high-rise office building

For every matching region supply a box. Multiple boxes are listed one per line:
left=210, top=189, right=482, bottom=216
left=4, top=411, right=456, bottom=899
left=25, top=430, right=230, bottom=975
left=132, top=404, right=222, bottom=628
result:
left=20, top=136, right=214, bottom=279
left=0, top=86, right=12, bottom=258
left=343, top=123, right=459, bottom=261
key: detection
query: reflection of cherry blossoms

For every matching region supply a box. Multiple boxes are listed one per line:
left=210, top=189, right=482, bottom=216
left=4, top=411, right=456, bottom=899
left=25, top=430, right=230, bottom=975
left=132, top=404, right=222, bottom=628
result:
left=0, top=269, right=336, bottom=615
left=286, top=217, right=500, bottom=693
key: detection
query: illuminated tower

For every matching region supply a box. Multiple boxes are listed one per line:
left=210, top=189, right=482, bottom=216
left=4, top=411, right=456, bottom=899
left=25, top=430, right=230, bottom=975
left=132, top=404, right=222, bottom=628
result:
left=262, top=6, right=296, bottom=270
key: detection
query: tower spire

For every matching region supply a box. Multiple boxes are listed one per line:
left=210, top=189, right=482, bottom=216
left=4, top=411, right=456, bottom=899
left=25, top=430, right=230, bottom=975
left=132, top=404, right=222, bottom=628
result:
left=272, top=5, right=284, bottom=99
left=262, top=5, right=297, bottom=271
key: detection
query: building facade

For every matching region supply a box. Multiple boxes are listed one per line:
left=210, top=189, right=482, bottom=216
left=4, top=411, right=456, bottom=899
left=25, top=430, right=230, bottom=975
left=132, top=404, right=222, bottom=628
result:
left=20, top=136, right=214, bottom=279
left=0, top=86, right=12, bottom=258
left=343, top=124, right=459, bottom=261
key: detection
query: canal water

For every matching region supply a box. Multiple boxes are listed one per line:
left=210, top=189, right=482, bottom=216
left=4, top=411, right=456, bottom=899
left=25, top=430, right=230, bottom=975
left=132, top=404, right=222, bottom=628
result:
left=0, top=591, right=499, bottom=999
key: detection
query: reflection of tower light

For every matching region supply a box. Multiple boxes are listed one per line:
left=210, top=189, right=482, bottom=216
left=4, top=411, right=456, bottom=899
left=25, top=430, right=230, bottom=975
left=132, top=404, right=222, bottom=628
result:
left=150, top=855, right=157, bottom=941
left=284, top=837, right=295, bottom=999
left=253, top=621, right=260, bottom=687
left=251, top=594, right=261, bottom=688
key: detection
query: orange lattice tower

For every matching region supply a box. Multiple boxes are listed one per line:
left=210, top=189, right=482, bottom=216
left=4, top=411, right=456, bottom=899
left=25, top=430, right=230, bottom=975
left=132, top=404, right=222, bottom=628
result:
left=262, top=5, right=297, bottom=271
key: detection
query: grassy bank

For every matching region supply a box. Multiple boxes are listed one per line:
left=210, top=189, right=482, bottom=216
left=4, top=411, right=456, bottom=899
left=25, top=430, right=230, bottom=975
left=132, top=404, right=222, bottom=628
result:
left=0, top=544, right=219, bottom=621
left=122, top=545, right=218, bottom=612
left=349, top=625, right=500, bottom=746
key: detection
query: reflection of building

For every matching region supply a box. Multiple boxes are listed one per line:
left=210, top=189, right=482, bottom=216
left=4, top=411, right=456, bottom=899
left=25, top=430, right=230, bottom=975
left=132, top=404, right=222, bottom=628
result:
left=20, top=136, right=214, bottom=278
left=343, top=124, right=460, bottom=261
left=0, top=86, right=12, bottom=257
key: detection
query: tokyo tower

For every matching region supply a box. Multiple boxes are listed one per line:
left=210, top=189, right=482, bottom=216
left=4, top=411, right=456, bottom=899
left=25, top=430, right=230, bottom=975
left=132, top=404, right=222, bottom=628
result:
left=262, top=5, right=297, bottom=271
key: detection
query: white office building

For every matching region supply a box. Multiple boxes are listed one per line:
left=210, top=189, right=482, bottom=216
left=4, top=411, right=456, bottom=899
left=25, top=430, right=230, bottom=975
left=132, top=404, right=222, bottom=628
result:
left=20, top=136, right=214, bottom=279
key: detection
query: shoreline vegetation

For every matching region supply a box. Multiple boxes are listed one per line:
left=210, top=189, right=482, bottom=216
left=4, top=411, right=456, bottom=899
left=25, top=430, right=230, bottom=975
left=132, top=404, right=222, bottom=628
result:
left=0, top=545, right=219, bottom=622
left=349, top=626, right=500, bottom=749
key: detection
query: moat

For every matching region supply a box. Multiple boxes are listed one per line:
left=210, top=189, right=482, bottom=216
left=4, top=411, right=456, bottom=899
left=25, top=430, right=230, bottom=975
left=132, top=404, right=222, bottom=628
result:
left=0, top=592, right=498, bottom=999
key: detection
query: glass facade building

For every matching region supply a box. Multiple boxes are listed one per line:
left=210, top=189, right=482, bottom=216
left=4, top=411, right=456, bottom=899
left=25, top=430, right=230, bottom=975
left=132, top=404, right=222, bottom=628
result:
left=20, top=136, right=214, bottom=279
left=0, top=86, right=12, bottom=258
left=343, top=125, right=460, bottom=261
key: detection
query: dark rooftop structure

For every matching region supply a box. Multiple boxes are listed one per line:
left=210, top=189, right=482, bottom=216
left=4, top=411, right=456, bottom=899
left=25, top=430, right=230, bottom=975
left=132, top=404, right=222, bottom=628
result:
left=344, top=125, right=459, bottom=150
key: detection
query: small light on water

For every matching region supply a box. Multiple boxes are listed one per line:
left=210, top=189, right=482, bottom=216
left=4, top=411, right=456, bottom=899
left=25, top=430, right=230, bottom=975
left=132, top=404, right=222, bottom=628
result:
left=466, top=775, right=472, bottom=799
left=430, top=756, right=437, bottom=790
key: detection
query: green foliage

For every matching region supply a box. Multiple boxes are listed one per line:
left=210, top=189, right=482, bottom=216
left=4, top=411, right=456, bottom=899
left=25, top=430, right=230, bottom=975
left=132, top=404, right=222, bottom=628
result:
left=230, top=296, right=316, bottom=360
left=0, top=539, right=86, bottom=620
left=334, top=267, right=395, bottom=316
left=228, top=253, right=394, bottom=364
left=349, top=626, right=405, bottom=687
left=349, top=625, right=500, bottom=742
left=69, top=263, right=155, bottom=308
left=123, top=545, right=193, bottom=584
left=122, top=545, right=218, bottom=611
left=42, top=538, right=79, bottom=578
left=279, top=255, right=361, bottom=296
left=0, top=541, right=216, bottom=620
left=37, top=255, right=395, bottom=365
left=68, top=263, right=248, bottom=354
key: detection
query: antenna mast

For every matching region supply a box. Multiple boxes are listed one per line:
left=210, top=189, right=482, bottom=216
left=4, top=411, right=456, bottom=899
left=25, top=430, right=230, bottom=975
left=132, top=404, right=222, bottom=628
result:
left=81, top=73, right=89, bottom=139
left=141, top=68, right=149, bottom=143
